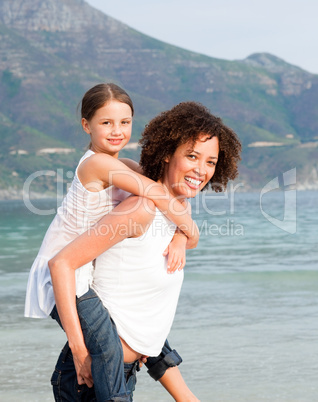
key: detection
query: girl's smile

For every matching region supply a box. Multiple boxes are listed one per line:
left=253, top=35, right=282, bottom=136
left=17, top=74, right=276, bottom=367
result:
left=82, top=100, right=132, bottom=157
left=107, top=138, right=124, bottom=145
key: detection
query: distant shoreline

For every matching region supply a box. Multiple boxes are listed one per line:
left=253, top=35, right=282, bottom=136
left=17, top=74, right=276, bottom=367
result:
left=1, top=184, right=318, bottom=201
left=0, top=188, right=57, bottom=201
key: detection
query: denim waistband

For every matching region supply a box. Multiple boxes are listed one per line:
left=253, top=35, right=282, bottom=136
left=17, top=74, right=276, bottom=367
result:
left=76, top=287, right=98, bottom=305
left=124, top=360, right=140, bottom=376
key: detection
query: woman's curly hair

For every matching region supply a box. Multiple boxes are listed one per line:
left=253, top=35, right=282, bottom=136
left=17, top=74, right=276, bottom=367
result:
left=139, top=101, right=242, bottom=192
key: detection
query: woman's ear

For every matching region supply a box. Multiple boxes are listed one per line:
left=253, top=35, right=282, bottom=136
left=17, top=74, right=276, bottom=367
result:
left=81, top=118, right=91, bottom=135
left=164, top=155, right=170, bottom=163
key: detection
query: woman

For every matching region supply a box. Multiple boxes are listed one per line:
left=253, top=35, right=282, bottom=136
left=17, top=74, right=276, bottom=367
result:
left=49, top=101, right=241, bottom=401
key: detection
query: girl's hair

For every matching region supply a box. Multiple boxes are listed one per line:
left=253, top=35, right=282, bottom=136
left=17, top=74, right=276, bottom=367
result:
left=139, top=101, right=242, bottom=192
left=81, top=83, right=134, bottom=121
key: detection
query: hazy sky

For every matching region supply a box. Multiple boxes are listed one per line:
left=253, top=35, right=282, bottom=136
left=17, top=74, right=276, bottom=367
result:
left=85, top=0, right=317, bottom=74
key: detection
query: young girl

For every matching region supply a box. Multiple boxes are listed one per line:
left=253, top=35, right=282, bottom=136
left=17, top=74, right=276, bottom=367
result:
left=25, top=84, right=198, bottom=399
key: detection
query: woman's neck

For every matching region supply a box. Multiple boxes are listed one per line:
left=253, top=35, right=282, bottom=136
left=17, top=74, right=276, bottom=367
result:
left=158, top=179, right=187, bottom=205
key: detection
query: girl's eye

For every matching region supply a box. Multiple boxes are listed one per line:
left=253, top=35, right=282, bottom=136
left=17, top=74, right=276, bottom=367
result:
left=103, top=121, right=111, bottom=125
left=122, top=120, right=131, bottom=125
left=207, top=160, right=216, bottom=166
left=187, top=154, right=196, bottom=160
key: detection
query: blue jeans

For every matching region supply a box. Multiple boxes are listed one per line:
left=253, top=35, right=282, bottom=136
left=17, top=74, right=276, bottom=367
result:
left=51, top=288, right=133, bottom=401
left=51, top=342, right=138, bottom=401
left=51, top=288, right=182, bottom=401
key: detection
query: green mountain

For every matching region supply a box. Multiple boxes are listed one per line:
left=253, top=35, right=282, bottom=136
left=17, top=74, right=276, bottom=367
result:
left=0, top=0, right=317, bottom=198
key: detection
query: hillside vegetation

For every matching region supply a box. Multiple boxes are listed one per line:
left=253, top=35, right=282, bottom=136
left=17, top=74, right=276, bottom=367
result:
left=0, top=0, right=317, bottom=198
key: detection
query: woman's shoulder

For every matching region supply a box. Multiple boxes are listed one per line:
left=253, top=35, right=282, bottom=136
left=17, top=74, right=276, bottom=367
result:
left=122, top=195, right=156, bottom=214
left=118, top=195, right=156, bottom=227
left=104, top=195, right=156, bottom=238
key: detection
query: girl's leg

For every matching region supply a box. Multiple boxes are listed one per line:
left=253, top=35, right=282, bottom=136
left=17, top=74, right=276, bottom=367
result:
left=51, top=288, right=130, bottom=401
left=145, top=339, right=183, bottom=381
left=51, top=342, right=97, bottom=402
left=123, top=361, right=139, bottom=400
left=51, top=345, right=139, bottom=402
left=50, top=289, right=183, bottom=399
left=75, top=289, right=130, bottom=401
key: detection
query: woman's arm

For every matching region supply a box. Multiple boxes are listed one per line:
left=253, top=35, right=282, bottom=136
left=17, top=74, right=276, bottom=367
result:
left=49, top=196, right=155, bottom=385
left=50, top=260, right=93, bottom=386
left=78, top=154, right=199, bottom=248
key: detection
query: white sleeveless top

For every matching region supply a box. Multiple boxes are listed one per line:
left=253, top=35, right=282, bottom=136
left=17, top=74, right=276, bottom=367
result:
left=91, top=209, right=184, bottom=356
left=24, top=150, right=129, bottom=318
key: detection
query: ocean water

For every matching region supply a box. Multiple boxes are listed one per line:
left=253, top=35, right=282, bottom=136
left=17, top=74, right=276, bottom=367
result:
left=0, top=191, right=317, bottom=401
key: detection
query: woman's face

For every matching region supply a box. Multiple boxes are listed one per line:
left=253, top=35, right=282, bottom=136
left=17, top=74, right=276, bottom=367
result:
left=163, top=134, right=219, bottom=200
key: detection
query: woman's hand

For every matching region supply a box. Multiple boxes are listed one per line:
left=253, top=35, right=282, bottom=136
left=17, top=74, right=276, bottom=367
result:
left=139, top=355, right=148, bottom=367
left=72, top=346, right=94, bottom=388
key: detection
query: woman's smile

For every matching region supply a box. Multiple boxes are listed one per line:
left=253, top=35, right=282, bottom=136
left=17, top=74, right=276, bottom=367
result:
left=184, top=176, right=203, bottom=189
left=163, top=135, right=219, bottom=199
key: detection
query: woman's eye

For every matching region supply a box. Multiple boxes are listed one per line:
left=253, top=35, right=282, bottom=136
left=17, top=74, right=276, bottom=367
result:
left=103, top=121, right=111, bottom=125
left=187, top=154, right=196, bottom=160
left=122, top=120, right=130, bottom=125
left=207, top=161, right=216, bottom=166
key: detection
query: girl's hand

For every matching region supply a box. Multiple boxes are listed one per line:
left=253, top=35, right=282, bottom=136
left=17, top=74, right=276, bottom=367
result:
left=185, top=221, right=200, bottom=249
left=163, top=231, right=187, bottom=274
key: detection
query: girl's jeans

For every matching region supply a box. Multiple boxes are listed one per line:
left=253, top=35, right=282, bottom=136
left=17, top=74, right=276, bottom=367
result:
left=51, top=288, right=182, bottom=401
left=51, top=342, right=138, bottom=402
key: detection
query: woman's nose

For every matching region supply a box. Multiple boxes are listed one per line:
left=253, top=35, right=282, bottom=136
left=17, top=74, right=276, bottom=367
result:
left=194, top=164, right=206, bottom=176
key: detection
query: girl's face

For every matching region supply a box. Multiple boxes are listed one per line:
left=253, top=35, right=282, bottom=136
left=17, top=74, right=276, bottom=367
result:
left=162, top=135, right=219, bottom=200
left=82, top=100, right=132, bottom=157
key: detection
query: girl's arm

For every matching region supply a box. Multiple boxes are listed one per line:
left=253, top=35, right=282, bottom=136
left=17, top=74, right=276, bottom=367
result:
left=163, top=229, right=187, bottom=274
left=49, top=196, right=155, bottom=386
left=119, top=157, right=143, bottom=174
left=163, top=200, right=197, bottom=272
left=78, top=154, right=199, bottom=248
left=159, top=366, right=200, bottom=402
